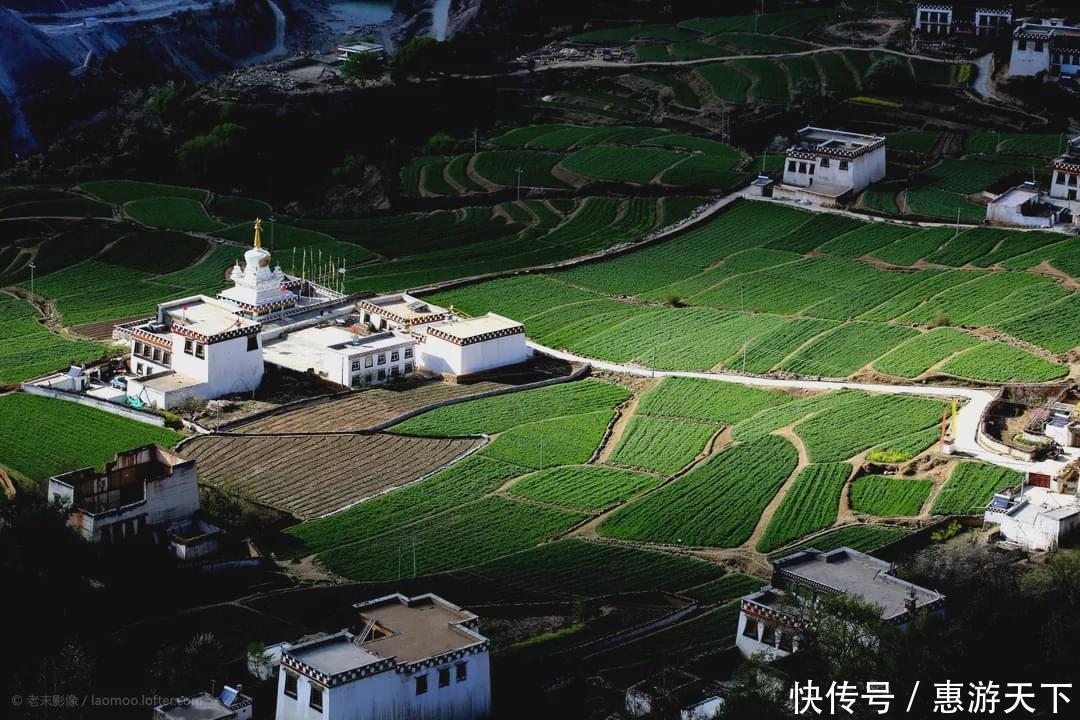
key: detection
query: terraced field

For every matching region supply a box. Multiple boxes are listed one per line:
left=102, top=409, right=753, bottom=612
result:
left=508, top=466, right=659, bottom=511
left=756, top=463, right=851, bottom=553
left=0, top=292, right=109, bottom=385
left=933, top=462, right=1022, bottom=515
left=609, top=416, right=717, bottom=473
left=850, top=475, right=934, bottom=517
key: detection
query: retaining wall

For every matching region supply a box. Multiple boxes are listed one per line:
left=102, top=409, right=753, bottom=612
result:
left=19, top=384, right=166, bottom=427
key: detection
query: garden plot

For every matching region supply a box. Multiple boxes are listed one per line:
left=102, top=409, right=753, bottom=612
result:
left=598, top=435, right=798, bottom=547
left=756, top=463, right=850, bottom=553
left=850, top=475, right=933, bottom=517
left=937, top=343, right=1067, bottom=383
left=507, top=466, right=659, bottom=511
left=0, top=293, right=108, bottom=385
left=183, top=432, right=480, bottom=519
left=872, top=328, right=980, bottom=378
left=932, top=462, right=1022, bottom=515
left=636, top=377, right=789, bottom=423
left=794, top=394, right=943, bottom=463
left=481, top=410, right=617, bottom=469
left=777, top=322, right=919, bottom=378
left=608, top=416, right=717, bottom=474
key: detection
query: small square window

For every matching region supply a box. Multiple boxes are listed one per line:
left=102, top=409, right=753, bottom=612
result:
left=787, top=160, right=796, bottom=172
left=416, top=674, right=428, bottom=695
left=391, top=351, right=399, bottom=362
left=404, top=347, right=413, bottom=359
left=351, top=374, right=362, bottom=388
left=439, top=668, right=450, bottom=688
left=820, top=157, right=830, bottom=168
left=405, top=362, right=414, bottom=374
left=153, top=347, right=162, bottom=362
left=365, top=356, right=374, bottom=368
left=134, top=341, right=144, bottom=356
left=377, top=369, right=386, bottom=380
left=184, top=339, right=194, bottom=355
left=365, top=372, right=374, bottom=383
left=808, top=164, right=815, bottom=175
left=195, top=344, right=205, bottom=359
left=351, top=360, right=361, bottom=371
left=391, top=366, right=400, bottom=377
left=284, top=673, right=298, bottom=699
left=456, top=662, right=467, bottom=682
left=309, top=685, right=323, bottom=712
left=162, top=352, right=171, bottom=366
left=247, top=335, right=259, bottom=352
left=838, top=160, right=849, bottom=171
left=377, top=354, right=386, bottom=365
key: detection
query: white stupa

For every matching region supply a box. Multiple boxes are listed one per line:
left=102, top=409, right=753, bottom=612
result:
left=218, top=218, right=297, bottom=317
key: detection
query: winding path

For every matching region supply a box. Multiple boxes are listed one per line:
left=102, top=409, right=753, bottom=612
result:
left=530, top=341, right=1078, bottom=477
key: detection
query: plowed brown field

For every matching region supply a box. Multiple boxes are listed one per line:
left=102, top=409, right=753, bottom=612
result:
left=183, top=433, right=480, bottom=519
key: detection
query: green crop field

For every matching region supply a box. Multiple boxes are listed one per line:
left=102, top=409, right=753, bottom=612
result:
left=473, top=151, right=570, bottom=189
left=507, top=466, right=659, bottom=511
left=817, top=223, right=916, bottom=258
left=391, top=379, right=630, bottom=437
left=696, top=63, right=752, bottom=102
left=814, top=52, right=860, bottom=94
left=0, top=294, right=109, bottom=385
left=850, top=475, right=933, bottom=516
left=925, top=156, right=1033, bottom=194
left=0, top=196, right=112, bottom=219
left=683, top=574, right=763, bottom=605
left=584, top=603, right=741, bottom=669
left=868, top=427, right=940, bottom=463
left=609, top=416, right=716, bottom=474
left=282, top=455, right=522, bottom=558
left=860, top=189, right=901, bottom=216
left=660, top=155, right=748, bottom=190
left=768, top=525, right=908, bottom=559
left=778, top=322, right=919, bottom=378
left=896, top=271, right=1047, bottom=326
left=0, top=393, right=180, bottom=483
left=446, top=154, right=484, bottom=192
left=757, top=463, right=850, bottom=553
left=562, top=146, right=685, bottom=184
left=873, top=328, right=981, bottom=378
left=461, top=539, right=727, bottom=598
left=733, top=391, right=866, bottom=442
left=870, top=227, right=953, bottom=266
left=904, top=188, right=985, bottom=223
left=481, top=410, right=616, bottom=469
left=124, top=197, right=224, bottom=232
left=888, top=131, right=942, bottom=154
left=636, top=377, right=790, bottom=423
left=633, top=72, right=701, bottom=108
left=401, top=155, right=448, bottom=196
left=938, top=342, right=1067, bottom=382
left=316, top=495, right=586, bottom=581
left=208, top=195, right=272, bottom=221
left=795, top=394, right=943, bottom=463
left=736, top=318, right=842, bottom=373
left=933, top=462, right=1021, bottom=515
left=80, top=180, right=208, bottom=204
left=598, top=435, right=798, bottom=547
left=733, top=58, right=789, bottom=101
left=997, top=295, right=1080, bottom=354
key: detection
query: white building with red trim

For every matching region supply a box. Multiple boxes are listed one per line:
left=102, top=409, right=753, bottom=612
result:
left=773, top=127, right=887, bottom=206
left=416, top=313, right=529, bottom=377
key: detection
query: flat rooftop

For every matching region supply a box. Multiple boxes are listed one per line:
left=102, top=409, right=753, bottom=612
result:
left=425, top=313, right=522, bottom=340
left=287, top=632, right=384, bottom=677
left=991, top=188, right=1039, bottom=207
left=263, top=327, right=413, bottom=372
left=774, top=547, right=943, bottom=620
left=156, top=692, right=249, bottom=720
left=356, top=593, right=484, bottom=664
left=362, top=293, right=447, bottom=322
left=163, top=298, right=257, bottom=338
left=794, top=126, right=885, bottom=151
left=1007, top=486, right=1080, bottom=524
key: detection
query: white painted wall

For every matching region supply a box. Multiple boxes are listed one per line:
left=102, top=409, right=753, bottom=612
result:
left=276, top=653, right=492, bottom=720
left=1010, top=38, right=1052, bottom=76
left=782, top=145, right=885, bottom=194
left=419, top=334, right=529, bottom=376
left=1051, top=170, right=1080, bottom=200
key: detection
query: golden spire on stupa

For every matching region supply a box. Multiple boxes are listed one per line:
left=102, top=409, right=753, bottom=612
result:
left=253, top=217, right=263, bottom=249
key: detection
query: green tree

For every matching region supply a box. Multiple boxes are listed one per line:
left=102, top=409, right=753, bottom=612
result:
left=394, top=37, right=442, bottom=77
left=342, top=52, right=384, bottom=82
left=176, top=123, right=246, bottom=177
left=864, top=55, right=912, bottom=92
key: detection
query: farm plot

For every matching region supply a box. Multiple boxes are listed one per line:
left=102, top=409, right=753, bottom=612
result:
left=850, top=476, right=933, bottom=517
left=391, top=379, right=630, bottom=437
left=924, top=227, right=1010, bottom=268
left=584, top=604, right=741, bottom=670
left=236, top=380, right=517, bottom=433
left=997, top=295, right=1080, bottom=354
left=937, top=343, right=1067, bottom=383
left=0, top=393, right=180, bottom=483
left=695, top=63, right=752, bottom=102
left=446, top=155, right=484, bottom=193
left=767, top=525, right=908, bottom=560
left=895, top=271, right=1045, bottom=326
left=873, top=328, right=980, bottom=378
left=868, top=427, right=940, bottom=463
left=473, top=151, right=571, bottom=189
left=481, top=410, right=616, bottom=469
left=932, top=462, right=1021, bottom=515
left=315, top=495, right=586, bottom=581
left=124, top=197, right=224, bottom=232
left=794, top=394, right=944, bottom=463
left=0, top=196, right=111, bottom=218
left=636, top=377, right=789, bottom=423
left=777, top=322, right=919, bottom=378
left=682, top=574, right=763, bottom=605
left=925, top=156, right=1031, bottom=194
left=0, top=293, right=109, bottom=385
left=765, top=213, right=863, bottom=253
left=183, top=433, right=480, bottom=519
left=860, top=190, right=901, bottom=216
left=734, top=318, right=841, bottom=373
left=817, top=223, right=916, bottom=258
left=561, top=147, right=686, bottom=184
left=507, top=466, right=659, bottom=511
left=733, top=58, right=789, bottom=101
left=598, top=435, right=798, bottom=547
left=887, top=131, right=941, bottom=154
left=401, top=155, right=448, bottom=196
left=858, top=270, right=984, bottom=321
left=425, top=274, right=599, bottom=321
left=756, top=463, right=850, bottom=553
left=659, top=156, right=748, bottom=191
left=733, top=391, right=866, bottom=442
left=871, top=227, right=954, bottom=266
left=281, top=455, right=522, bottom=558
left=803, top=271, right=935, bottom=322
left=209, top=195, right=272, bottom=222
left=904, top=188, right=985, bottom=223
left=462, top=539, right=727, bottom=598
left=27, top=262, right=185, bottom=326
left=632, top=72, right=701, bottom=108
left=643, top=134, right=740, bottom=162
left=80, top=180, right=208, bottom=204
left=609, top=416, right=717, bottom=474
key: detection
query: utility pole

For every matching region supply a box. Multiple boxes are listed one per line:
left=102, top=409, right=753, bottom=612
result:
left=539, top=436, right=544, bottom=470
left=28, top=261, right=35, bottom=297
left=515, top=167, right=523, bottom=202
left=473, top=128, right=479, bottom=156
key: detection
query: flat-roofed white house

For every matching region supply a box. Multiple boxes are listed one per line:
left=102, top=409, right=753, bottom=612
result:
left=914, top=4, right=1013, bottom=37
left=263, top=326, right=417, bottom=388
left=357, top=293, right=452, bottom=332
left=417, top=313, right=529, bottom=377
left=985, top=484, right=1080, bottom=551
left=155, top=686, right=253, bottom=720
left=736, top=547, right=945, bottom=661
left=985, top=181, right=1068, bottom=227
left=48, top=445, right=200, bottom=544
left=773, top=127, right=886, bottom=206
left=276, top=593, right=491, bottom=720
left=1009, top=18, right=1080, bottom=77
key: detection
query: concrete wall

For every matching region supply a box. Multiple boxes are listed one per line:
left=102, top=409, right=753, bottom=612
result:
left=1010, top=38, right=1051, bottom=76
left=20, top=384, right=166, bottom=426
left=276, top=653, right=492, bottom=720
left=419, top=334, right=529, bottom=376
left=986, top=203, right=1057, bottom=228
